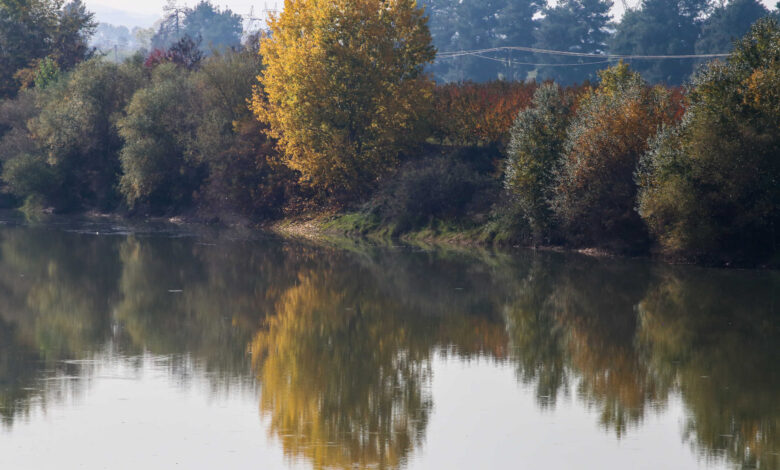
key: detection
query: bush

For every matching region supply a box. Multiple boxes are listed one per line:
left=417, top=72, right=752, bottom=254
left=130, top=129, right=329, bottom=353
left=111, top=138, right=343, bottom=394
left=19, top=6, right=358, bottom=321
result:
left=118, top=63, right=204, bottom=211
left=552, top=63, right=679, bottom=251
left=637, top=19, right=780, bottom=261
left=372, top=147, right=499, bottom=232
left=504, top=83, right=575, bottom=242
left=431, top=81, right=538, bottom=146
left=1, top=153, right=60, bottom=204
left=0, top=88, right=39, bottom=154
left=31, top=58, right=144, bottom=210
left=191, top=49, right=296, bottom=219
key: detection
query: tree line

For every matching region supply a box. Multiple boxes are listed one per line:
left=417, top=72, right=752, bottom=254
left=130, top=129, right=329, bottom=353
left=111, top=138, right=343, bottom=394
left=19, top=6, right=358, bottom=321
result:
left=424, top=0, right=778, bottom=84
left=0, top=0, right=778, bottom=264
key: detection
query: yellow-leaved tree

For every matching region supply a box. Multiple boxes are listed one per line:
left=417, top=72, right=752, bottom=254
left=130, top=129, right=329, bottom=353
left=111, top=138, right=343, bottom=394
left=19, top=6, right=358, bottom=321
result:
left=252, top=0, right=436, bottom=198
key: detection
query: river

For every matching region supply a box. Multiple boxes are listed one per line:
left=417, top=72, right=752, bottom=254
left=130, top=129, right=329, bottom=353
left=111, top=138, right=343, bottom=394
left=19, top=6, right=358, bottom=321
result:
left=0, top=218, right=777, bottom=469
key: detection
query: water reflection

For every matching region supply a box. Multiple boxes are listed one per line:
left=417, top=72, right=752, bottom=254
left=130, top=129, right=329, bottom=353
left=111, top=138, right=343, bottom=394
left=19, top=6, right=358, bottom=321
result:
left=0, top=222, right=776, bottom=469
left=503, top=256, right=666, bottom=435
left=638, top=268, right=780, bottom=468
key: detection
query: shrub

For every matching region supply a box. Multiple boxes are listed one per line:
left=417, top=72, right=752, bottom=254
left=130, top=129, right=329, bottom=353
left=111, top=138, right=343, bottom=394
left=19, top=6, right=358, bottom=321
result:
left=2, top=153, right=60, bottom=204
left=0, top=89, right=42, bottom=205
left=552, top=63, right=679, bottom=250
left=431, top=81, right=537, bottom=146
left=372, top=147, right=499, bottom=232
left=118, top=64, right=204, bottom=211
left=504, top=84, right=574, bottom=242
left=0, top=88, right=39, bottom=154
left=637, top=19, right=780, bottom=261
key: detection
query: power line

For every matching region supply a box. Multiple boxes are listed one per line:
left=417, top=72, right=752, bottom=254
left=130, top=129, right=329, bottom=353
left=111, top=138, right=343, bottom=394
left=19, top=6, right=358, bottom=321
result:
left=453, top=52, right=613, bottom=67
left=436, top=45, right=730, bottom=61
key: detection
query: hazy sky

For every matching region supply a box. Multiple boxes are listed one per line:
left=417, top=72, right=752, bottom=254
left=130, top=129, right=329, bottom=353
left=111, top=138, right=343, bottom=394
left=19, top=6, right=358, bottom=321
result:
left=84, top=0, right=776, bottom=28
left=85, top=0, right=280, bottom=19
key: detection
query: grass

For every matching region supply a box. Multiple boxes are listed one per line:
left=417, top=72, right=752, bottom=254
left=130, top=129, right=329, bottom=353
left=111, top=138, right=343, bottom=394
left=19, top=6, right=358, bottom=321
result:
left=318, top=209, right=502, bottom=248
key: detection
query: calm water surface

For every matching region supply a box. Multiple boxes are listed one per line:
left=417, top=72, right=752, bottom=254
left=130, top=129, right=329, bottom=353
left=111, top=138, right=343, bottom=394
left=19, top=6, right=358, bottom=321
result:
left=0, top=219, right=777, bottom=469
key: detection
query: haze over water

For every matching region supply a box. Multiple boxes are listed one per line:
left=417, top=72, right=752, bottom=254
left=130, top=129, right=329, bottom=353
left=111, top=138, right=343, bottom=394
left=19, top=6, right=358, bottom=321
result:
left=0, top=218, right=777, bottom=469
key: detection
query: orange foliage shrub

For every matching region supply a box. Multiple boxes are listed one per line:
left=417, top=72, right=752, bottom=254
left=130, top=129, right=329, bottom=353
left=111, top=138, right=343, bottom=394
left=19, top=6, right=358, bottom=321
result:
left=431, top=81, right=538, bottom=146
left=552, top=64, right=681, bottom=248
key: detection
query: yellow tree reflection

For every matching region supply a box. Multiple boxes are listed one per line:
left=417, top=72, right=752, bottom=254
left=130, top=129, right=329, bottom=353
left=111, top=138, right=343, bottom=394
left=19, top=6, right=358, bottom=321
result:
left=250, top=246, right=511, bottom=470
left=251, top=268, right=434, bottom=469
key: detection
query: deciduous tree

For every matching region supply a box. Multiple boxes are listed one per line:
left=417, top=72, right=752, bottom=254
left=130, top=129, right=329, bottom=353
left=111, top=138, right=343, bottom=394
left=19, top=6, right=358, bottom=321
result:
left=118, top=64, right=204, bottom=210
left=504, top=84, right=575, bottom=242
left=0, top=0, right=96, bottom=98
left=610, top=0, right=710, bottom=84
left=553, top=63, right=679, bottom=249
left=253, top=0, right=436, bottom=199
left=637, top=19, right=780, bottom=261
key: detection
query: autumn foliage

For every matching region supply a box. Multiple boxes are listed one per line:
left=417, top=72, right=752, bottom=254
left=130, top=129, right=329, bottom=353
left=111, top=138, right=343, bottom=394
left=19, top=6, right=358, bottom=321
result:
left=0, top=1, right=776, bottom=264
left=431, top=81, right=538, bottom=146
left=253, top=0, right=436, bottom=199
left=501, top=62, right=685, bottom=251
left=637, top=18, right=780, bottom=261
left=552, top=63, right=681, bottom=248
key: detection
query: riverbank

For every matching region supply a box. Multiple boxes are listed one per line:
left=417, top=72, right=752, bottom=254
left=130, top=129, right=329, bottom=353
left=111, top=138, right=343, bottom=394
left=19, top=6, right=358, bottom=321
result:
left=268, top=212, right=484, bottom=246
left=266, top=212, right=780, bottom=268
left=266, top=212, right=637, bottom=261
left=6, top=205, right=776, bottom=268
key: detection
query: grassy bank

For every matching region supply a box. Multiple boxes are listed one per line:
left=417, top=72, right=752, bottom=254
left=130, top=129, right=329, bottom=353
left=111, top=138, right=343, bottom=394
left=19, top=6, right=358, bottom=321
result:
left=269, top=212, right=489, bottom=247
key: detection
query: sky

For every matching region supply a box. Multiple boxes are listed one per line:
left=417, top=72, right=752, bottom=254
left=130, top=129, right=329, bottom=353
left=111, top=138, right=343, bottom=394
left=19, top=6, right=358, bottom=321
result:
left=84, top=0, right=281, bottom=28
left=86, top=0, right=279, bottom=17
left=85, top=0, right=776, bottom=29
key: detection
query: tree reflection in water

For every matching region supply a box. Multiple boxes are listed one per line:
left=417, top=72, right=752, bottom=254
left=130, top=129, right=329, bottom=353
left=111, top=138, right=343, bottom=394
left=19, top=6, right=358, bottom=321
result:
left=0, top=222, right=775, bottom=469
left=249, top=247, right=509, bottom=469
left=638, top=268, right=780, bottom=469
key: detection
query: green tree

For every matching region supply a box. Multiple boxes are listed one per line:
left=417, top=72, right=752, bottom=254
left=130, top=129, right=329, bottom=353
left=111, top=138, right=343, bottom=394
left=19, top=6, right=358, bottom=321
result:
left=0, top=58, right=143, bottom=211
left=191, top=48, right=295, bottom=218
left=610, top=0, right=710, bottom=84
left=151, top=0, right=242, bottom=54
left=0, top=88, right=50, bottom=208
left=424, top=0, right=506, bottom=82
left=423, top=0, right=542, bottom=82
left=637, top=19, right=780, bottom=261
left=533, top=0, right=611, bottom=84
left=504, top=84, right=574, bottom=242
left=51, top=0, right=96, bottom=69
left=32, top=56, right=60, bottom=89
left=118, top=63, right=204, bottom=210
left=181, top=1, right=242, bottom=52
left=0, top=0, right=96, bottom=98
left=419, top=0, right=458, bottom=80
left=495, top=0, right=542, bottom=81
left=695, top=0, right=769, bottom=55
left=32, top=58, right=143, bottom=210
